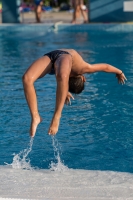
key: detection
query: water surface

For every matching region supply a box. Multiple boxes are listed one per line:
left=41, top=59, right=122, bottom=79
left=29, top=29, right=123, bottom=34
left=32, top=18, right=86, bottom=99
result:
left=0, top=26, right=133, bottom=173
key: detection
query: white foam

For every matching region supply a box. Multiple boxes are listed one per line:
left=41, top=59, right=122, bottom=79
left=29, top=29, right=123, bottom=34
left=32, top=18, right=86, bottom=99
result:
left=49, top=136, right=68, bottom=172
left=5, top=137, right=67, bottom=172
left=5, top=138, right=34, bottom=170
left=0, top=166, right=133, bottom=200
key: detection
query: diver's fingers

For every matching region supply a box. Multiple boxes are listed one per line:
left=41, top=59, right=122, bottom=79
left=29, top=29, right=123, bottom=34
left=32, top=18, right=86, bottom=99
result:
left=121, top=74, right=127, bottom=82
left=124, top=76, right=127, bottom=81
left=122, top=79, right=125, bottom=84
left=67, top=97, right=71, bottom=105
left=65, top=98, right=68, bottom=105
left=69, top=98, right=71, bottom=105
left=68, top=92, right=74, bottom=100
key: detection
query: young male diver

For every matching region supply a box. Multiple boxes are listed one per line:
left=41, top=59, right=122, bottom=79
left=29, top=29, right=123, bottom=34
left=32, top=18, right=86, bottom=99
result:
left=22, top=49, right=127, bottom=137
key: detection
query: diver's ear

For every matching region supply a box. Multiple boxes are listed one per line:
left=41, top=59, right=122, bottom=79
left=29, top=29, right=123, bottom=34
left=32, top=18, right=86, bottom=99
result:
left=82, top=75, right=86, bottom=82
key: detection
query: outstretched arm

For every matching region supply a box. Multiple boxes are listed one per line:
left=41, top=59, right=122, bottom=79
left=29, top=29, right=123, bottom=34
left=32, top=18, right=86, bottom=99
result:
left=87, top=63, right=127, bottom=84
left=22, top=56, right=51, bottom=137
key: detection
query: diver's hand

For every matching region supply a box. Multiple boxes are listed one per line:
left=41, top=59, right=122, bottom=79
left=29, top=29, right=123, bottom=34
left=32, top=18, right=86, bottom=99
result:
left=116, top=72, right=127, bottom=84
left=65, top=92, right=74, bottom=105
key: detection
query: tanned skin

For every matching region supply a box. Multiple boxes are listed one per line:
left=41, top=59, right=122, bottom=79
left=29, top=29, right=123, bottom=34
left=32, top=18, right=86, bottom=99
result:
left=22, top=49, right=127, bottom=137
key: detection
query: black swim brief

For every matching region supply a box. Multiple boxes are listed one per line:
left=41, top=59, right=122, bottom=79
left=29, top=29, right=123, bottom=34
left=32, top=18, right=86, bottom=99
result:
left=44, top=50, right=71, bottom=75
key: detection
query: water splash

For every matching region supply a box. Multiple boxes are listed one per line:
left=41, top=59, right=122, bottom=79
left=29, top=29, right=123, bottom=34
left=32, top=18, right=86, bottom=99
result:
left=5, top=138, right=34, bottom=170
left=49, top=136, right=68, bottom=172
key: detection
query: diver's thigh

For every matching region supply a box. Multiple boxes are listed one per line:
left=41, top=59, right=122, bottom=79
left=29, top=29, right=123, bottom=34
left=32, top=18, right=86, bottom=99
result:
left=54, top=55, right=72, bottom=76
left=24, top=56, right=51, bottom=81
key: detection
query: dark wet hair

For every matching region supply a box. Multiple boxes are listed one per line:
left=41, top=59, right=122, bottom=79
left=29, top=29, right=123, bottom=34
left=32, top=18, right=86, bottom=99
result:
left=69, top=76, right=85, bottom=94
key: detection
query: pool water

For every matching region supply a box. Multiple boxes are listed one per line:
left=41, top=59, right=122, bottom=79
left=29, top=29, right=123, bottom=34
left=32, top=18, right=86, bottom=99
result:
left=0, top=26, right=133, bottom=173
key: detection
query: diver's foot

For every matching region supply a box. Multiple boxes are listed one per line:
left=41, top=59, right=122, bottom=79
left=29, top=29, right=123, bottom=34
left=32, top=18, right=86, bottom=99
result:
left=30, top=116, right=42, bottom=137
left=48, top=117, right=60, bottom=135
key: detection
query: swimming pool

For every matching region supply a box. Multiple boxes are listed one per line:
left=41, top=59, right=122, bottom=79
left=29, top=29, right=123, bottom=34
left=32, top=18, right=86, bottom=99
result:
left=0, top=24, right=133, bottom=199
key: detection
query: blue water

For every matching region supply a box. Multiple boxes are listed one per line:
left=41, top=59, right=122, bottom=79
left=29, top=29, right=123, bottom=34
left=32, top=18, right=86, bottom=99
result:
left=0, top=26, right=133, bottom=173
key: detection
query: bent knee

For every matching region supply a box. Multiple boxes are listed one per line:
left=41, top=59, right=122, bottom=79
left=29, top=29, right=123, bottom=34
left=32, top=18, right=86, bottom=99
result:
left=22, top=73, right=33, bottom=85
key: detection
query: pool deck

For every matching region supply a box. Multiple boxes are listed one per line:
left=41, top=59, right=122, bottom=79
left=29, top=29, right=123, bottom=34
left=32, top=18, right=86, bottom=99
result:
left=0, top=10, right=133, bottom=25
left=0, top=11, right=84, bottom=24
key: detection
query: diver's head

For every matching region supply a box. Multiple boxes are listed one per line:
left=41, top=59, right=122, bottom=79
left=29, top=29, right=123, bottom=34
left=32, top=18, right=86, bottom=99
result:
left=69, top=75, right=86, bottom=94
